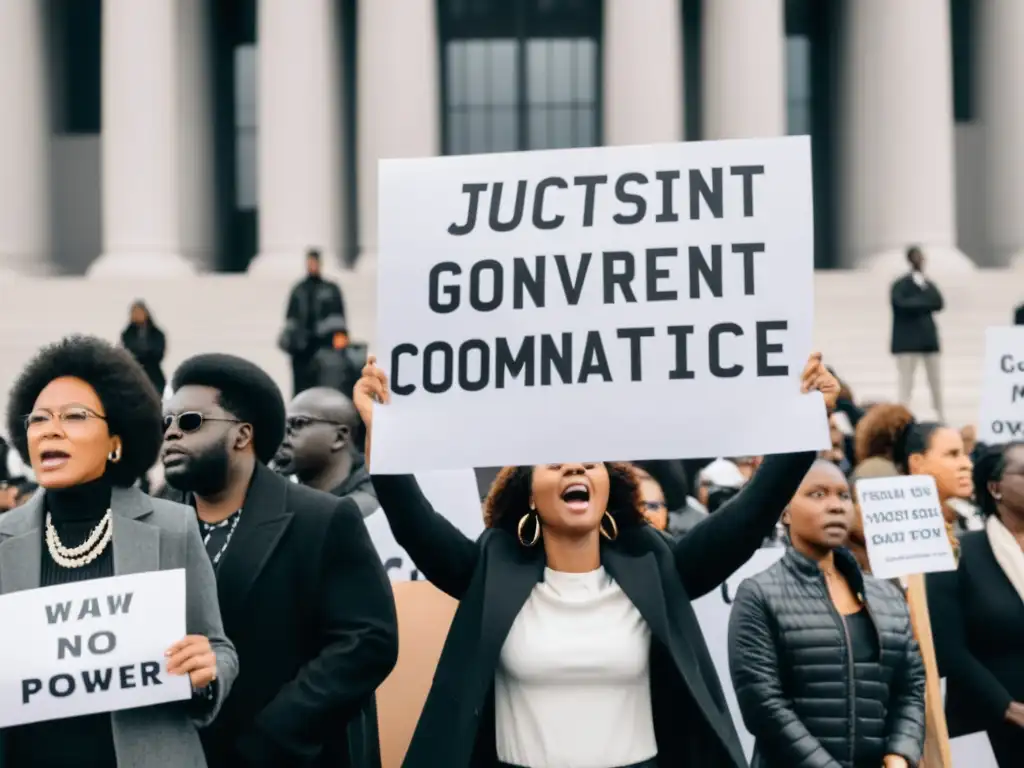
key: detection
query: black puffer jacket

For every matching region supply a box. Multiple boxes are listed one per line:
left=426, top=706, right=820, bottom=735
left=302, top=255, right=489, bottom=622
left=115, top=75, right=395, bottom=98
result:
left=728, top=548, right=925, bottom=768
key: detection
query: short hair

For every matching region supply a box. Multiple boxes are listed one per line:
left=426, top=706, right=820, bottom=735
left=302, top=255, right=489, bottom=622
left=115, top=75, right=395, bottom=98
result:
left=483, top=463, right=646, bottom=541
left=973, top=442, right=1024, bottom=517
left=306, top=248, right=321, bottom=262
left=5, top=335, right=163, bottom=487
left=854, top=403, right=915, bottom=464
left=906, top=245, right=922, bottom=262
left=171, top=354, right=285, bottom=464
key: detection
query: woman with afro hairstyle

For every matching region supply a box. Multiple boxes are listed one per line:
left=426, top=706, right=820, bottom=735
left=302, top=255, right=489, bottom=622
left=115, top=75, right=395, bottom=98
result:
left=0, top=335, right=237, bottom=768
left=927, top=442, right=1024, bottom=766
left=355, top=352, right=840, bottom=768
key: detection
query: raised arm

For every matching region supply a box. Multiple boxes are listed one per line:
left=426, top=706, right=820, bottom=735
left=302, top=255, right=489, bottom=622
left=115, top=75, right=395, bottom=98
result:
left=355, top=356, right=479, bottom=599
left=675, top=451, right=815, bottom=598
left=729, top=580, right=842, bottom=768
left=926, top=567, right=1014, bottom=728
left=371, top=473, right=479, bottom=598
left=674, top=352, right=836, bottom=598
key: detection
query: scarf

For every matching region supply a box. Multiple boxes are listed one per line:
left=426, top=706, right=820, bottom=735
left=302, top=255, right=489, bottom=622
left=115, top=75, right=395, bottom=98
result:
left=986, top=515, right=1024, bottom=605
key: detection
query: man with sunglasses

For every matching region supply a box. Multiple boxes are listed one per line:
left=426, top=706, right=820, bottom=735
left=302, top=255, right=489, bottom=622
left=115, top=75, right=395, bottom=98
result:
left=160, top=353, right=398, bottom=768
left=272, top=387, right=376, bottom=516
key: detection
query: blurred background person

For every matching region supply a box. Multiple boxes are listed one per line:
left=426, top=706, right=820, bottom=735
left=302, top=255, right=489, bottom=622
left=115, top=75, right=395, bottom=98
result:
left=928, top=442, right=1024, bottom=767
left=120, top=300, right=167, bottom=397
left=729, top=459, right=925, bottom=768
left=890, top=246, right=945, bottom=421
left=630, top=459, right=707, bottom=538
left=277, top=248, right=348, bottom=397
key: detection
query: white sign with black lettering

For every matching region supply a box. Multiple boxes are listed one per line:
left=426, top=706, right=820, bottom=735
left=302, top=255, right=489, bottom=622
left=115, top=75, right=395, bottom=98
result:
left=855, top=476, right=957, bottom=580
left=978, top=326, right=1024, bottom=444
left=373, top=137, right=827, bottom=472
left=0, top=569, right=191, bottom=727
left=366, top=470, right=484, bottom=582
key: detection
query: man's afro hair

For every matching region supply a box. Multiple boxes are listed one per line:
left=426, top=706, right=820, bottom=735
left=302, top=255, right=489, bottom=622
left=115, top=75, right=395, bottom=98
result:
left=171, top=353, right=286, bottom=464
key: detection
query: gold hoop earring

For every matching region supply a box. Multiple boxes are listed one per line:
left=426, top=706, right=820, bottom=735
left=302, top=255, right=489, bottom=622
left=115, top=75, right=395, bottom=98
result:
left=518, top=512, right=540, bottom=547
left=600, top=511, right=619, bottom=541
left=108, top=446, right=122, bottom=464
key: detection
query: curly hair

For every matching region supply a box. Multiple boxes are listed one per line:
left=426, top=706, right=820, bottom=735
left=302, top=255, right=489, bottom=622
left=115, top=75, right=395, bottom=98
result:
left=483, top=462, right=647, bottom=542
left=854, top=403, right=915, bottom=464
left=171, top=353, right=286, bottom=465
left=5, top=335, right=163, bottom=487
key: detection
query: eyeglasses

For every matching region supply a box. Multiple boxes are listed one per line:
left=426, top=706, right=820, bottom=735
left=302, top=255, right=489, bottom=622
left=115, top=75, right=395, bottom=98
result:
left=285, top=416, right=343, bottom=432
left=24, top=406, right=107, bottom=432
left=162, top=412, right=240, bottom=434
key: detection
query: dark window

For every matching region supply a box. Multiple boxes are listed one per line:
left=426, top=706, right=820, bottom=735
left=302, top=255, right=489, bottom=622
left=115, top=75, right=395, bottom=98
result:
left=682, top=0, right=702, bottom=141
left=786, top=35, right=812, bottom=135
left=950, top=0, right=973, bottom=122
left=50, top=0, right=102, bottom=134
left=234, top=46, right=258, bottom=211
left=439, top=0, right=601, bottom=155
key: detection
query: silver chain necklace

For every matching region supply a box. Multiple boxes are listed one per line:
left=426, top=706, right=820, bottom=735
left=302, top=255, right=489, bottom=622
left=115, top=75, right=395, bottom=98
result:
left=201, top=512, right=241, bottom=567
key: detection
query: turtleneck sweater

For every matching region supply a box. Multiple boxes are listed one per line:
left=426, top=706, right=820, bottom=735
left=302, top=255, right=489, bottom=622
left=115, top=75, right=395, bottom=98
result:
left=4, top=476, right=117, bottom=768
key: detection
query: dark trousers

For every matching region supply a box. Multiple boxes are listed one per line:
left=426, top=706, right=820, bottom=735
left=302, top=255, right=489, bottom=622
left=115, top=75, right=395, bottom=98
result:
left=290, top=354, right=317, bottom=397
left=988, top=721, right=1024, bottom=767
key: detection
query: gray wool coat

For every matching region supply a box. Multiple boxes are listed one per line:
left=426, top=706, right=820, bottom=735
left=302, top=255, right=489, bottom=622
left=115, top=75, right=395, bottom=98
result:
left=0, top=486, right=239, bottom=767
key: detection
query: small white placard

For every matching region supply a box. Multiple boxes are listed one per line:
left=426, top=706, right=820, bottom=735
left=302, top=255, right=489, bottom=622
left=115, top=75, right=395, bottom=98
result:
left=0, top=569, right=191, bottom=727
left=373, top=136, right=827, bottom=472
left=855, top=475, right=957, bottom=580
left=977, top=326, right=1024, bottom=444
left=366, top=470, right=484, bottom=583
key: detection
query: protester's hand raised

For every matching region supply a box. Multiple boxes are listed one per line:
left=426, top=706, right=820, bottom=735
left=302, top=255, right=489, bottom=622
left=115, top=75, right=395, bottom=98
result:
left=165, top=635, right=217, bottom=689
left=353, top=355, right=389, bottom=433
left=799, top=352, right=840, bottom=412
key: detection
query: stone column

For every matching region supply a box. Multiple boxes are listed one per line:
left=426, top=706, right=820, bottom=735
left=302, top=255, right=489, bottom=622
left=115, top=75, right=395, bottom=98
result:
left=250, top=0, right=344, bottom=276
left=602, top=0, right=683, bottom=146
left=839, top=0, right=974, bottom=272
left=701, top=0, right=785, bottom=139
left=0, top=0, right=51, bottom=277
left=979, top=0, right=1024, bottom=268
left=90, top=0, right=201, bottom=276
left=357, top=0, right=440, bottom=259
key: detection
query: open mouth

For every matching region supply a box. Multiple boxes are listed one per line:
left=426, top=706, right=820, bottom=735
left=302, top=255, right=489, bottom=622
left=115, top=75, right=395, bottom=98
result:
left=161, top=448, right=188, bottom=465
left=560, top=483, right=590, bottom=513
left=823, top=522, right=848, bottom=533
left=39, top=450, right=70, bottom=470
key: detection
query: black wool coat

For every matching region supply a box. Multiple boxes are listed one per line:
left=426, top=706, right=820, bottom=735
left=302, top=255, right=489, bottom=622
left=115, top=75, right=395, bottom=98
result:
left=728, top=547, right=926, bottom=768
left=195, top=465, right=398, bottom=768
left=372, top=451, right=816, bottom=768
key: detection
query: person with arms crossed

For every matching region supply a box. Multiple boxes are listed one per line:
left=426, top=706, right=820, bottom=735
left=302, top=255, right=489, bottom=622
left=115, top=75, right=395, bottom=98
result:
left=890, top=246, right=945, bottom=420
left=161, top=354, right=397, bottom=768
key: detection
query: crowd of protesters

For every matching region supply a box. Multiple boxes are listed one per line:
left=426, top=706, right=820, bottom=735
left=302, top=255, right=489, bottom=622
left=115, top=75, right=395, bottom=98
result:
left=0, top=280, right=1022, bottom=767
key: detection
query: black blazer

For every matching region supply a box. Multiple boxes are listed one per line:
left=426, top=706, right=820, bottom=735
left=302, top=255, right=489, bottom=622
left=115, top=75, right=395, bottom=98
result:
left=372, top=451, right=816, bottom=768
left=199, top=464, right=399, bottom=768
left=889, top=273, right=943, bottom=354
left=926, top=530, right=1024, bottom=737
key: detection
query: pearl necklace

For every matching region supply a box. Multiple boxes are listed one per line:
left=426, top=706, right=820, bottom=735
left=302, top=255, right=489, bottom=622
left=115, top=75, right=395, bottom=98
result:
left=45, top=510, right=114, bottom=569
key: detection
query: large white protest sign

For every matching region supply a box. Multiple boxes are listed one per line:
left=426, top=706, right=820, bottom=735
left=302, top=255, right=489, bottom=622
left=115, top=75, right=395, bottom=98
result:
left=978, top=326, right=1024, bottom=444
left=373, top=137, right=827, bottom=472
left=855, top=475, right=957, bottom=580
left=366, top=469, right=484, bottom=582
left=0, top=569, right=191, bottom=727
left=692, top=546, right=785, bottom=759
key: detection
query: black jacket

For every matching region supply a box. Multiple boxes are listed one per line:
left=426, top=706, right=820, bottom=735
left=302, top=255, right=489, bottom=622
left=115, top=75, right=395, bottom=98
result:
left=927, top=530, right=1024, bottom=737
left=199, top=465, right=398, bottom=768
left=279, top=276, right=347, bottom=358
left=1015, top=302, right=1024, bottom=326
left=728, top=548, right=926, bottom=768
left=372, top=450, right=816, bottom=768
left=121, top=322, right=167, bottom=394
left=890, top=273, right=943, bottom=354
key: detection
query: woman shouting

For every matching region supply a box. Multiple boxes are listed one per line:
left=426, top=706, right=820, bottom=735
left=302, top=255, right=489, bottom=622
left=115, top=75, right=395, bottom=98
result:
left=355, top=352, right=839, bottom=768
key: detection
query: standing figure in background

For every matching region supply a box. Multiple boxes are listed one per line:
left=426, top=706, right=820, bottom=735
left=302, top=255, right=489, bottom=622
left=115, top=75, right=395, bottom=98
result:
left=277, top=249, right=348, bottom=397
left=1013, top=302, right=1023, bottom=325
left=121, top=300, right=167, bottom=396
left=890, top=246, right=945, bottom=420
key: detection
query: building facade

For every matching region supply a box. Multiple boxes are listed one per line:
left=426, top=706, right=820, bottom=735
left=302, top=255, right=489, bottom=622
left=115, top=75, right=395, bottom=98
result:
left=0, top=0, right=1019, bottom=277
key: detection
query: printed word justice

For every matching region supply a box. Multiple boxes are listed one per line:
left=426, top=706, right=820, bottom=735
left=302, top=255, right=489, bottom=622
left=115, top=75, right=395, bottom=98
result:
left=447, top=165, right=765, bottom=236
left=427, top=246, right=764, bottom=314
left=390, top=321, right=788, bottom=396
